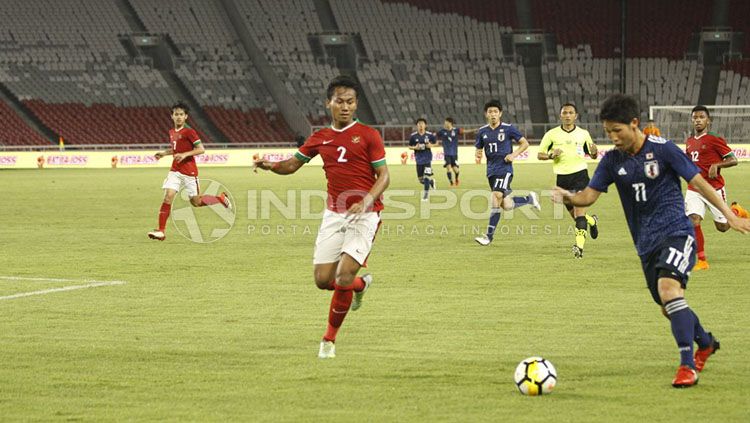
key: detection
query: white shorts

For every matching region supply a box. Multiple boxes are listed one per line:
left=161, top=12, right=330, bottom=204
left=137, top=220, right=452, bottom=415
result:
left=685, top=187, right=728, bottom=223
left=313, top=209, right=381, bottom=265
left=162, top=171, right=199, bottom=197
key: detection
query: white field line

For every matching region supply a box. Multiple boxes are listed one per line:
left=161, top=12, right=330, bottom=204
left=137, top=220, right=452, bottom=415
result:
left=0, top=276, right=126, bottom=301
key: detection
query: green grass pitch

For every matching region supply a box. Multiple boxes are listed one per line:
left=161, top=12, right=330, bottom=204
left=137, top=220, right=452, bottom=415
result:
left=1, top=163, right=749, bottom=421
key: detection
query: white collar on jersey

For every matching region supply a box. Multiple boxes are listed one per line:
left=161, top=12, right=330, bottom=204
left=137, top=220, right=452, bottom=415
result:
left=330, top=120, right=358, bottom=133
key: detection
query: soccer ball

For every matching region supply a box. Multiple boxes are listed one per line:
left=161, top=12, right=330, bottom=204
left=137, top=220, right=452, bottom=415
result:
left=513, top=357, right=557, bottom=396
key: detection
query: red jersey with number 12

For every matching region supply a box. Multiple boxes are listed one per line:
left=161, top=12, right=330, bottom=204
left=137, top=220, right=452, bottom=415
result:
left=685, top=132, right=732, bottom=191
left=169, top=126, right=201, bottom=176
left=295, top=121, right=387, bottom=213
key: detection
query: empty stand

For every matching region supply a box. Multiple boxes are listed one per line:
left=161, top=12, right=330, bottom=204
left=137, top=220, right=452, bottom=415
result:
left=0, top=100, right=50, bottom=145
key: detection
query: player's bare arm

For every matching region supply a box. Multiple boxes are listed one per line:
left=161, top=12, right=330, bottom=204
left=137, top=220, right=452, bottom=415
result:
left=253, top=156, right=304, bottom=175
left=154, top=149, right=173, bottom=159
left=689, top=174, right=750, bottom=233
left=506, top=137, right=529, bottom=163
left=708, top=154, right=738, bottom=178
left=475, top=148, right=483, bottom=161
left=552, top=186, right=602, bottom=208
left=173, top=143, right=205, bottom=163
left=347, top=165, right=390, bottom=215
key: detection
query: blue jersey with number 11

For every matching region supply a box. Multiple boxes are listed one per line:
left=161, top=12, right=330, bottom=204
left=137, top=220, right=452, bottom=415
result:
left=588, top=136, right=700, bottom=256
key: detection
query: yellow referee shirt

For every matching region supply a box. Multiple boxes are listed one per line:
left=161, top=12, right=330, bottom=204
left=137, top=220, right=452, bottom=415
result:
left=539, top=125, right=594, bottom=175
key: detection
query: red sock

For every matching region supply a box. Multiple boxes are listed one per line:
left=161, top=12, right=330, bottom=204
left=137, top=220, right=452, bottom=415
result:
left=198, top=195, right=221, bottom=206
left=352, top=276, right=365, bottom=292
left=158, top=202, right=171, bottom=231
left=323, top=283, right=353, bottom=342
left=694, top=224, right=706, bottom=260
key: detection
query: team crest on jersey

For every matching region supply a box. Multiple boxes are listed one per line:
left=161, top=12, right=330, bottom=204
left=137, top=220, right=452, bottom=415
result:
left=644, top=160, right=659, bottom=179
left=351, top=136, right=361, bottom=144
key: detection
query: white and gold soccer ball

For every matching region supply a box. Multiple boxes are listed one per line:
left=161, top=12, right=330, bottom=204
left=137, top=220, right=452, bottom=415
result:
left=513, top=357, right=557, bottom=396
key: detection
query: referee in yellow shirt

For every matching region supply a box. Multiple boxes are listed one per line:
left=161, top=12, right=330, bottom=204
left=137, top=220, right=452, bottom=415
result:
left=539, top=103, right=600, bottom=258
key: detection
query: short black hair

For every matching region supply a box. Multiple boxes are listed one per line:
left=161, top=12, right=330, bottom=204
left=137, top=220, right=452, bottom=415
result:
left=691, top=105, right=711, bottom=118
left=171, top=101, right=189, bottom=114
left=326, top=75, right=360, bottom=100
left=445, top=117, right=455, bottom=124
left=561, top=102, right=577, bottom=113
left=647, top=118, right=655, bottom=122
left=415, top=118, right=427, bottom=125
left=484, top=100, right=503, bottom=112
left=599, top=94, right=639, bottom=124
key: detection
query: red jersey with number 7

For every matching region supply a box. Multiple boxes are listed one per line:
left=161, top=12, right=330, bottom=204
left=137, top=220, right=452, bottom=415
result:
left=169, top=126, right=201, bottom=176
left=294, top=121, right=387, bottom=213
left=685, top=132, right=732, bottom=191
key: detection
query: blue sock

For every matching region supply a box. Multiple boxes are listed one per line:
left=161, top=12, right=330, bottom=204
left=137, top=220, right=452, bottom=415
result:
left=447, top=172, right=453, bottom=183
left=487, top=208, right=502, bottom=241
left=513, top=195, right=531, bottom=209
left=664, top=298, right=696, bottom=368
left=691, top=310, right=711, bottom=349
left=422, top=178, right=430, bottom=197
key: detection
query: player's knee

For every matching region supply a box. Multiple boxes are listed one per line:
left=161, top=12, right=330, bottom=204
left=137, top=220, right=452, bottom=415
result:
left=314, top=271, right=334, bottom=290
left=715, top=222, right=730, bottom=232
left=688, top=214, right=702, bottom=226
left=335, top=271, right=355, bottom=287
left=189, top=196, right=202, bottom=207
left=657, top=278, right=682, bottom=303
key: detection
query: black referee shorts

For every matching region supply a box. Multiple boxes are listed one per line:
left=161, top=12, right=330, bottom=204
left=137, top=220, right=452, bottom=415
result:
left=556, top=169, right=590, bottom=193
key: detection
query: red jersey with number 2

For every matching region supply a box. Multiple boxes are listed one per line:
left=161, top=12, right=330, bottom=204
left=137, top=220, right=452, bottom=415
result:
left=296, top=121, right=387, bottom=213
left=169, top=126, right=201, bottom=176
left=685, top=132, right=732, bottom=191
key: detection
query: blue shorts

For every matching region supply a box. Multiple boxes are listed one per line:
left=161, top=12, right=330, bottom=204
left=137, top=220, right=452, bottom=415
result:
left=639, top=235, right=696, bottom=305
left=416, top=164, right=433, bottom=179
left=488, top=173, right=513, bottom=196
left=443, top=155, right=458, bottom=167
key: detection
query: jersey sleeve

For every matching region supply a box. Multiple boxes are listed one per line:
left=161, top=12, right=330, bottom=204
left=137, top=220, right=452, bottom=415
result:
left=474, top=131, right=484, bottom=149
left=712, top=136, right=733, bottom=158
left=588, top=155, right=614, bottom=192
left=664, top=141, right=700, bottom=182
left=428, top=133, right=436, bottom=143
left=507, top=125, right=524, bottom=143
left=295, top=135, right=319, bottom=163
left=408, top=134, right=417, bottom=146
left=187, top=128, right=201, bottom=145
left=367, top=130, right=387, bottom=168
left=582, top=131, right=594, bottom=155
left=539, top=130, right=553, bottom=152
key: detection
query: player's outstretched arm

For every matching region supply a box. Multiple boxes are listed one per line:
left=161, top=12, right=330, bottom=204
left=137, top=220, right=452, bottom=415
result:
left=154, top=149, right=173, bottom=160
left=347, top=165, right=390, bottom=214
left=552, top=186, right=601, bottom=208
left=253, top=156, right=304, bottom=175
left=689, top=174, right=750, bottom=233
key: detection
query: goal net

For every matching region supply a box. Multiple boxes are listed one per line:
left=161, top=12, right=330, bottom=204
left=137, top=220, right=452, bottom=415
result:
left=650, top=105, right=750, bottom=143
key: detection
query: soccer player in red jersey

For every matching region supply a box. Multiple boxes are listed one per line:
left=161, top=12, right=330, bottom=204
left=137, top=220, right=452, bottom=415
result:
left=147, top=102, right=230, bottom=241
left=253, top=76, right=390, bottom=359
left=684, top=105, right=738, bottom=270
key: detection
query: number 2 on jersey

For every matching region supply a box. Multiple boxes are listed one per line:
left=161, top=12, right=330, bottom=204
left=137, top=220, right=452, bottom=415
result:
left=337, top=146, right=348, bottom=163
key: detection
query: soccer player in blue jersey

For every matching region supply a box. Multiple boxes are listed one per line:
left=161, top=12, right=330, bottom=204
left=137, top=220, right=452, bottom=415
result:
left=474, top=100, right=541, bottom=246
left=437, top=117, right=460, bottom=186
left=408, top=118, right=437, bottom=200
left=553, top=94, right=750, bottom=388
